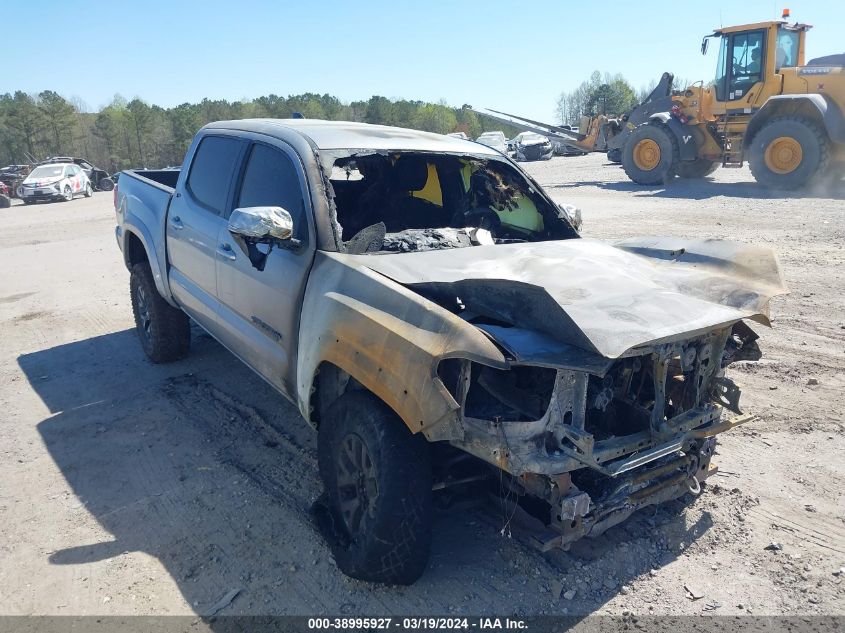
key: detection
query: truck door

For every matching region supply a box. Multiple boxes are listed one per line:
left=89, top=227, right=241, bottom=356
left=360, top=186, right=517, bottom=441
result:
left=714, top=30, right=767, bottom=106
left=214, top=140, right=315, bottom=398
left=166, top=134, right=246, bottom=333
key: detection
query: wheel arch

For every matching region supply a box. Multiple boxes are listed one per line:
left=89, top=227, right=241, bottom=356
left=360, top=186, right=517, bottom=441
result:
left=744, top=95, right=845, bottom=148
left=296, top=254, right=508, bottom=442
left=120, top=226, right=173, bottom=304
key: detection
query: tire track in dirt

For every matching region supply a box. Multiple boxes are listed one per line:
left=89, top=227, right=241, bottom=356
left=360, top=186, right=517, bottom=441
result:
left=160, top=374, right=320, bottom=513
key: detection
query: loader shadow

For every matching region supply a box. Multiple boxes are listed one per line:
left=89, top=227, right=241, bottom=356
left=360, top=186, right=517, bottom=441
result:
left=549, top=177, right=845, bottom=200
left=20, top=329, right=711, bottom=619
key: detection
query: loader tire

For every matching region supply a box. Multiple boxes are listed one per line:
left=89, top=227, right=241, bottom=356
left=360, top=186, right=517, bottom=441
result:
left=129, top=262, right=190, bottom=363
left=622, top=122, right=679, bottom=185
left=677, top=159, right=719, bottom=179
left=318, top=391, right=432, bottom=585
left=749, top=116, right=830, bottom=190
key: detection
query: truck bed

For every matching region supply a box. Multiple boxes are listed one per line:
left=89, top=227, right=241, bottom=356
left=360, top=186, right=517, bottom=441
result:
left=123, top=169, right=180, bottom=191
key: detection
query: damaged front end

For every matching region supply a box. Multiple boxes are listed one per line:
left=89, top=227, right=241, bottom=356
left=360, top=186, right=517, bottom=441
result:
left=439, top=321, right=761, bottom=550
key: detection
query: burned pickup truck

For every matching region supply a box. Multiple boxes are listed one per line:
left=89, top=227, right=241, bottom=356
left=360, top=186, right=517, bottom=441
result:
left=114, top=119, right=786, bottom=585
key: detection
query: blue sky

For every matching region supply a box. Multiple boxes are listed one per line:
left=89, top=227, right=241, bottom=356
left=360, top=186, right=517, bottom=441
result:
left=3, top=0, right=842, bottom=121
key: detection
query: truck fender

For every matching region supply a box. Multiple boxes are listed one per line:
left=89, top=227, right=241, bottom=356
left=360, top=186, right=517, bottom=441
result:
left=744, top=94, right=845, bottom=147
left=296, top=253, right=507, bottom=442
left=119, top=218, right=174, bottom=307
left=649, top=113, right=700, bottom=161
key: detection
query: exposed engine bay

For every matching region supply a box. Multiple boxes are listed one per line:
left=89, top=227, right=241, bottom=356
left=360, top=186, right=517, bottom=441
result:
left=434, top=322, right=762, bottom=549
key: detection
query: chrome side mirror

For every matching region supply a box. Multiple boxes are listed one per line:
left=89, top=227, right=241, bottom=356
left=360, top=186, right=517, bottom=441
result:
left=559, top=203, right=583, bottom=232
left=228, top=206, right=293, bottom=242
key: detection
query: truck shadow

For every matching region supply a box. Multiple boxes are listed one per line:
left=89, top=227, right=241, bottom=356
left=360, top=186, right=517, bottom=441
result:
left=548, top=177, right=845, bottom=201
left=20, top=329, right=711, bottom=617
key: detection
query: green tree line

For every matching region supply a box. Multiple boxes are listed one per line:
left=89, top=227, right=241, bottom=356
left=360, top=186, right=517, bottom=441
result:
left=555, top=71, right=692, bottom=127
left=0, top=91, right=512, bottom=172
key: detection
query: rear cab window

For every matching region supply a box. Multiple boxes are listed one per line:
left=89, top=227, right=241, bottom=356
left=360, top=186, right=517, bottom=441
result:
left=186, top=136, right=245, bottom=216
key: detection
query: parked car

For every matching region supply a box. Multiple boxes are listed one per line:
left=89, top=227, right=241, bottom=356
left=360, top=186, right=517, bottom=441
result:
left=513, top=132, right=554, bottom=161
left=475, top=130, right=508, bottom=154
left=0, top=164, right=32, bottom=198
left=115, top=119, right=784, bottom=585
left=553, top=126, right=588, bottom=156
left=39, top=157, right=114, bottom=191
left=0, top=181, right=10, bottom=208
left=18, top=162, right=92, bottom=203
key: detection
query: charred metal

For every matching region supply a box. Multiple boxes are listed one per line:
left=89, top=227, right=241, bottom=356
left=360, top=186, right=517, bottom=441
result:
left=292, top=136, right=787, bottom=552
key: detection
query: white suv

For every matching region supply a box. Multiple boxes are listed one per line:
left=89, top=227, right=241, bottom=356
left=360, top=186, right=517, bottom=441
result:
left=18, top=163, right=92, bottom=204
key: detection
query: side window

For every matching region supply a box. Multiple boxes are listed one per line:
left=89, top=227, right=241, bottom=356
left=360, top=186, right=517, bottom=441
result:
left=186, top=136, right=243, bottom=216
left=236, top=143, right=305, bottom=236
left=729, top=31, right=764, bottom=99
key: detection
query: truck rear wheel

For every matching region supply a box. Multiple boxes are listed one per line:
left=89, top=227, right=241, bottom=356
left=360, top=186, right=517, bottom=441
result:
left=318, top=391, right=432, bottom=585
left=677, top=159, right=718, bottom=179
left=749, top=116, right=830, bottom=189
left=622, top=122, right=679, bottom=185
left=129, top=262, right=190, bottom=363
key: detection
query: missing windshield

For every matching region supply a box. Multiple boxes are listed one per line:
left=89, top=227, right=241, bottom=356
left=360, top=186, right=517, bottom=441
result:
left=326, top=152, right=578, bottom=254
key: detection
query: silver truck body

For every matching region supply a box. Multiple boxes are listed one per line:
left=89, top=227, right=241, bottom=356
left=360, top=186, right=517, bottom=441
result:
left=115, top=119, right=786, bottom=551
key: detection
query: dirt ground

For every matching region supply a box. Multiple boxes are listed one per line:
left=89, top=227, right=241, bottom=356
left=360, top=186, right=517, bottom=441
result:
left=1, top=155, right=843, bottom=618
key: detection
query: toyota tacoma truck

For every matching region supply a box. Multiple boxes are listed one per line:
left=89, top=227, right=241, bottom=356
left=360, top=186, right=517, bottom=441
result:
left=114, top=119, right=786, bottom=585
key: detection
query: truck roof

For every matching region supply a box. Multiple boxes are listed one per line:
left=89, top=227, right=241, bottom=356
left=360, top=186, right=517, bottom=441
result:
left=203, top=118, right=501, bottom=155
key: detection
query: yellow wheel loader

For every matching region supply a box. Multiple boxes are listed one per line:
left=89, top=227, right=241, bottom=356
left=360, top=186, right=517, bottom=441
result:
left=474, top=15, right=845, bottom=189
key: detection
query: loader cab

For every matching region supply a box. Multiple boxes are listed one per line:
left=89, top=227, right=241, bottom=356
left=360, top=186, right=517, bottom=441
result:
left=704, top=21, right=810, bottom=108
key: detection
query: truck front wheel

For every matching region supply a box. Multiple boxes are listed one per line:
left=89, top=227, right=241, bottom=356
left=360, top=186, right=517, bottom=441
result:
left=318, top=391, right=432, bottom=585
left=622, top=122, right=679, bottom=185
left=129, top=262, right=190, bottom=363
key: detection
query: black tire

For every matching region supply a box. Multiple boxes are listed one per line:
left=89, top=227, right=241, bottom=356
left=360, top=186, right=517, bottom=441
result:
left=749, top=116, right=830, bottom=190
left=129, top=262, right=190, bottom=363
left=677, top=159, right=719, bottom=179
left=0, top=195, right=9, bottom=208
left=318, top=391, right=432, bottom=585
left=622, top=122, right=679, bottom=185
left=607, top=147, right=622, bottom=163
left=23, top=199, right=34, bottom=205
left=98, top=177, right=115, bottom=192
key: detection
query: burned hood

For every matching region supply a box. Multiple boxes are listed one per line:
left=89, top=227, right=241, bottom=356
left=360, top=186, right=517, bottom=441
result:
left=343, top=237, right=787, bottom=360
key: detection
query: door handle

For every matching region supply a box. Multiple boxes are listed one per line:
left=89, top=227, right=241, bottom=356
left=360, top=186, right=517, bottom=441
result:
left=169, top=215, right=184, bottom=230
left=216, top=242, right=236, bottom=261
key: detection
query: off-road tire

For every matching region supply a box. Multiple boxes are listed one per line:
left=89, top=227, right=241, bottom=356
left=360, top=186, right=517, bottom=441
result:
left=622, top=122, right=680, bottom=185
left=677, top=159, right=719, bottom=179
left=318, top=391, right=432, bottom=585
left=749, top=116, right=830, bottom=190
left=0, top=194, right=9, bottom=208
left=98, top=177, right=115, bottom=192
left=129, top=262, right=190, bottom=363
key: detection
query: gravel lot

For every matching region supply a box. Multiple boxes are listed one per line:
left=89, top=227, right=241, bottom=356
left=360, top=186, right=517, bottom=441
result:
left=1, top=154, right=843, bottom=617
